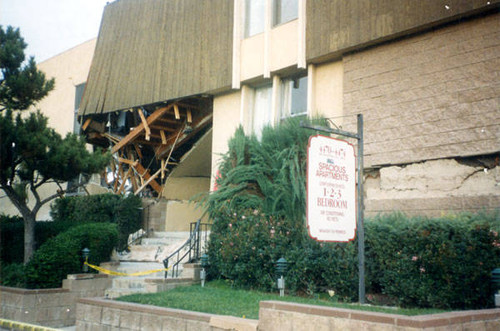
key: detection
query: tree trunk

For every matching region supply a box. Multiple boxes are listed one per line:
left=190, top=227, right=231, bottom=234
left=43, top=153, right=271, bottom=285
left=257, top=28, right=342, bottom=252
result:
left=23, top=212, right=36, bottom=264
left=0, top=184, right=38, bottom=264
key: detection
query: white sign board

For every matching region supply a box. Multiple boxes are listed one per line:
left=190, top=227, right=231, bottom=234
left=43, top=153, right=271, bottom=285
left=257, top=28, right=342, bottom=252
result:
left=307, top=135, right=356, bottom=242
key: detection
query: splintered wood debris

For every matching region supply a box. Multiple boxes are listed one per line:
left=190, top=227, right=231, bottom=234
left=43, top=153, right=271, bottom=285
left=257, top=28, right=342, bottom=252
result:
left=80, top=97, right=212, bottom=197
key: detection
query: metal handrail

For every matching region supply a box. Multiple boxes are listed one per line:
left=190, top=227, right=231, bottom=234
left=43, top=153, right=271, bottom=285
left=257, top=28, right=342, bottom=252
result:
left=162, top=220, right=211, bottom=278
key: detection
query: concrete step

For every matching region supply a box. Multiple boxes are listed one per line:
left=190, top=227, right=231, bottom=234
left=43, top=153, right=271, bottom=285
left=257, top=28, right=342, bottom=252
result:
left=141, top=237, right=186, bottom=246
left=100, top=261, right=201, bottom=299
left=115, top=262, right=167, bottom=275
left=105, top=276, right=197, bottom=299
left=150, top=231, right=190, bottom=239
left=102, top=228, right=208, bottom=299
left=120, top=241, right=188, bottom=262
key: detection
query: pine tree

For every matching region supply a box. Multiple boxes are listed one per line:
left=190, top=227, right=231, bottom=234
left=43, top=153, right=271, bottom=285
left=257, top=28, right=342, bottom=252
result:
left=0, top=26, right=110, bottom=262
left=0, top=26, right=55, bottom=112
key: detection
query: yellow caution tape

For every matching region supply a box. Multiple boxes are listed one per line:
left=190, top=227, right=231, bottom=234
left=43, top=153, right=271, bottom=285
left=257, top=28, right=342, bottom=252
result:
left=0, top=318, right=59, bottom=331
left=84, top=261, right=169, bottom=276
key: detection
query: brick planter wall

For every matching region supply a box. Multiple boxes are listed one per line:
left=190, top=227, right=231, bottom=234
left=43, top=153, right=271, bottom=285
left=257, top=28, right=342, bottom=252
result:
left=0, top=274, right=111, bottom=328
left=0, top=287, right=76, bottom=328
left=76, top=297, right=258, bottom=331
left=259, top=301, right=500, bottom=331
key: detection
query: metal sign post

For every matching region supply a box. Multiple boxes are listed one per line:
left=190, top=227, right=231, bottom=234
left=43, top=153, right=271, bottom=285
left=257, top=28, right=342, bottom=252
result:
left=301, top=114, right=365, bottom=304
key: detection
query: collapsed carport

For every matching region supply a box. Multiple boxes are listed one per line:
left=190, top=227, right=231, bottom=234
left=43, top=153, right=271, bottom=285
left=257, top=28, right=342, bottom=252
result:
left=77, top=0, right=233, bottom=197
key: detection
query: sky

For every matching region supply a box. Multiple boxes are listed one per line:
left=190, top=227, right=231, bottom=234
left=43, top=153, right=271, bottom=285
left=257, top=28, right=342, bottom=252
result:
left=0, top=0, right=110, bottom=63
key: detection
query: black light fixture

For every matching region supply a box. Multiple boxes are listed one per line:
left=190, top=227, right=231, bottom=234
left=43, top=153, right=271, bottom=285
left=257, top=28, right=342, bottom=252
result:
left=82, top=248, right=90, bottom=273
left=200, top=253, right=209, bottom=287
left=276, top=257, right=288, bottom=297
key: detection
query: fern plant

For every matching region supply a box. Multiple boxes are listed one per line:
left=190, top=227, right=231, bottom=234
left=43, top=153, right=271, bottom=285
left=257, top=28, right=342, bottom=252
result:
left=204, top=117, right=325, bottom=224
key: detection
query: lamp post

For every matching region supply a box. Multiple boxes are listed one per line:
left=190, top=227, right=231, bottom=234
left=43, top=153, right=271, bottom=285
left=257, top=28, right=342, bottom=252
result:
left=200, top=253, right=209, bottom=287
left=276, top=257, right=287, bottom=297
left=492, top=268, right=500, bottom=307
left=82, top=248, right=90, bottom=273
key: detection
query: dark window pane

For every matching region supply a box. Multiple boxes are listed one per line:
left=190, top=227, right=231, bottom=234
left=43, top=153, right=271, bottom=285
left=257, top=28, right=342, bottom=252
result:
left=290, top=76, right=307, bottom=115
left=245, top=0, right=265, bottom=37
left=273, top=0, right=298, bottom=26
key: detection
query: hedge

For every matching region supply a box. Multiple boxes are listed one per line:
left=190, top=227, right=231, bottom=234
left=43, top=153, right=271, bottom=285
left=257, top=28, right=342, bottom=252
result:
left=0, top=215, right=71, bottom=264
left=24, top=222, right=118, bottom=289
left=1, top=193, right=141, bottom=264
left=50, top=193, right=142, bottom=250
left=365, top=212, right=500, bottom=309
left=207, top=210, right=500, bottom=309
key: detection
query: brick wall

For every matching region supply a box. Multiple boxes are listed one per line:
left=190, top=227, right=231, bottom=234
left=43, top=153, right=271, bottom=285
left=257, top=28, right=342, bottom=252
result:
left=0, top=274, right=110, bottom=328
left=76, top=298, right=258, bottom=331
left=343, top=13, right=500, bottom=167
left=0, top=287, right=77, bottom=328
left=259, top=301, right=500, bottom=331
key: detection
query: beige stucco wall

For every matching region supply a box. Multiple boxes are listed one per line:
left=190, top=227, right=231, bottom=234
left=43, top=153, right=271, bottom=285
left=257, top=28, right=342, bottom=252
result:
left=162, top=177, right=210, bottom=201
left=211, top=91, right=242, bottom=190
left=157, top=131, right=212, bottom=231
left=270, top=20, right=299, bottom=72
left=35, top=39, right=96, bottom=136
left=240, top=20, right=299, bottom=82
left=164, top=200, right=208, bottom=232
left=310, top=60, right=343, bottom=124
left=240, top=33, right=265, bottom=82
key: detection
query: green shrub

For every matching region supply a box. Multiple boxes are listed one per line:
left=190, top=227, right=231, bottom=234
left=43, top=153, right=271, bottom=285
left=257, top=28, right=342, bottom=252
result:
left=0, top=214, right=72, bottom=264
left=24, top=222, right=118, bottom=289
left=50, top=193, right=142, bottom=250
left=207, top=207, right=360, bottom=300
left=365, top=212, right=500, bottom=309
left=0, top=263, right=26, bottom=287
left=0, top=215, right=24, bottom=263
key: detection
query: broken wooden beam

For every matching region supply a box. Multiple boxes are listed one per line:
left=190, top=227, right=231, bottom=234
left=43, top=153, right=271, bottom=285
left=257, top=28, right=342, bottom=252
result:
left=134, top=168, right=162, bottom=195
left=82, top=118, right=92, bottom=131
left=133, top=143, right=143, bottom=159
left=160, top=130, right=167, bottom=145
left=130, top=173, right=139, bottom=192
left=132, top=162, right=162, bottom=195
left=173, top=104, right=181, bottom=120
left=150, top=125, right=176, bottom=132
left=138, top=109, right=151, bottom=141
left=157, top=113, right=213, bottom=158
left=103, top=133, right=121, bottom=144
left=111, top=105, right=172, bottom=154
left=117, top=167, right=132, bottom=194
left=118, top=157, right=138, bottom=167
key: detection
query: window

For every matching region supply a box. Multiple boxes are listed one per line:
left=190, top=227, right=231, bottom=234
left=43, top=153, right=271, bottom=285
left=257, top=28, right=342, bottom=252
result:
left=245, top=0, right=265, bottom=37
left=280, top=76, right=307, bottom=118
left=73, top=83, right=85, bottom=134
left=67, top=83, right=86, bottom=195
left=273, top=0, right=298, bottom=26
left=252, top=85, right=272, bottom=138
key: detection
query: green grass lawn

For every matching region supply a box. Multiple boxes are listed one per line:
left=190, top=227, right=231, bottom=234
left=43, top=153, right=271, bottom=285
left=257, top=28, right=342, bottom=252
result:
left=116, top=280, right=445, bottom=320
